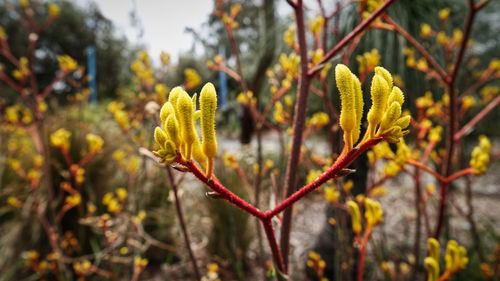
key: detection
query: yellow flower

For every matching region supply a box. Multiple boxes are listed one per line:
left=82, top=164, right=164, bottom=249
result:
left=160, top=51, right=170, bottom=66
left=50, top=128, right=71, bottom=150
left=57, top=55, right=78, bottom=72
left=0, top=26, right=6, bottom=40
left=48, top=3, right=60, bottom=18
left=438, top=8, right=450, bottom=21
left=420, top=23, right=432, bottom=38
left=86, top=133, right=104, bottom=153
left=284, top=25, right=296, bottom=48
left=470, top=135, right=490, bottom=175
left=347, top=201, right=362, bottom=234
left=184, top=68, right=201, bottom=90
left=116, top=188, right=128, bottom=201
left=356, top=49, right=380, bottom=75
left=364, top=198, right=383, bottom=226
left=324, top=186, right=340, bottom=203
left=309, top=16, right=325, bottom=35
left=200, top=83, right=218, bottom=177
left=65, top=194, right=81, bottom=206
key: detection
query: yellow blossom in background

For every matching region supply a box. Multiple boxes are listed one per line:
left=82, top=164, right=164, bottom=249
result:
left=134, top=256, right=148, bottom=269
left=223, top=153, right=239, bottom=168
left=160, top=51, right=170, bottom=66
left=324, top=186, right=340, bottom=203
left=306, top=169, right=322, bottom=184
left=65, top=194, right=81, bottom=206
left=184, top=68, right=201, bottom=90
left=357, top=49, right=380, bottom=75
left=86, top=133, right=104, bottom=153
left=342, top=180, right=354, bottom=192
left=7, top=196, right=23, bottom=207
left=284, top=25, right=296, bottom=48
left=279, top=53, right=300, bottom=78
left=439, top=8, right=450, bottom=21
left=116, top=188, right=128, bottom=201
left=0, top=26, right=6, bottom=40
left=19, top=0, right=29, bottom=8
left=57, top=55, right=78, bottom=72
left=73, top=260, right=91, bottom=276
left=470, top=135, right=490, bottom=175
left=369, top=186, right=387, bottom=197
left=6, top=106, right=19, bottom=123
left=309, top=16, right=325, bottom=35
left=428, top=126, right=443, bottom=143
left=50, top=128, right=71, bottom=150
left=307, top=112, right=329, bottom=127
left=48, top=3, right=60, bottom=17
left=421, top=23, right=432, bottom=38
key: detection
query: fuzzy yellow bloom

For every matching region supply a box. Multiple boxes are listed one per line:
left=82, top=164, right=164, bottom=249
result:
left=19, top=0, right=29, bottom=8
left=50, top=128, right=71, bottom=150
left=367, top=73, right=390, bottom=137
left=73, top=260, right=92, bottom=275
left=6, top=106, right=19, bottom=123
left=48, top=3, right=60, bottom=17
left=347, top=201, right=362, bottom=234
left=335, top=64, right=357, bottom=149
left=200, top=82, right=218, bottom=177
left=57, top=55, right=77, bottom=72
left=86, top=133, right=104, bottom=153
left=177, top=90, right=197, bottom=160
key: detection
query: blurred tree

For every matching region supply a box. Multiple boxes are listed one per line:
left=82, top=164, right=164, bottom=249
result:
left=0, top=0, right=132, bottom=102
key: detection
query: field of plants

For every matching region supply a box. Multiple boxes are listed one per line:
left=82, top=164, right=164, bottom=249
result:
left=1, top=0, right=500, bottom=280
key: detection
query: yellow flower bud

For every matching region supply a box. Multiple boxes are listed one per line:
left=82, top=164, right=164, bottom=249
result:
left=387, top=86, right=404, bottom=106
left=335, top=64, right=356, bottom=149
left=428, top=238, right=440, bottom=262
left=200, top=82, right=218, bottom=177
left=379, top=102, right=402, bottom=134
left=154, top=127, right=168, bottom=149
left=395, top=115, right=411, bottom=130
left=168, top=86, right=183, bottom=115
left=165, top=114, right=181, bottom=148
left=375, top=66, right=393, bottom=89
left=352, top=73, right=364, bottom=144
left=367, top=74, right=390, bottom=137
left=424, top=257, right=439, bottom=281
left=86, top=133, right=104, bottom=153
left=177, top=90, right=197, bottom=160
left=364, top=198, right=383, bottom=226
left=347, top=200, right=362, bottom=235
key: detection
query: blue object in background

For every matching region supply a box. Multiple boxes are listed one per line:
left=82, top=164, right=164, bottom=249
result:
left=218, top=45, right=228, bottom=110
left=87, top=45, right=97, bottom=104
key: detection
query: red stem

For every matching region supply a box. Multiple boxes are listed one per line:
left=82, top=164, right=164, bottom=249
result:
left=267, top=138, right=383, bottom=219
left=454, top=93, right=500, bottom=142
left=357, top=225, right=373, bottom=281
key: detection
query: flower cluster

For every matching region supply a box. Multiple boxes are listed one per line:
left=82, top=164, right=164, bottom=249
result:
left=335, top=65, right=409, bottom=150
left=424, top=238, right=468, bottom=281
left=154, top=83, right=218, bottom=177
left=470, top=135, right=491, bottom=175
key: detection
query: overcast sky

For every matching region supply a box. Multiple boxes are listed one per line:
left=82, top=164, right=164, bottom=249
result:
left=75, top=0, right=214, bottom=65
